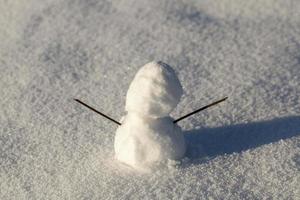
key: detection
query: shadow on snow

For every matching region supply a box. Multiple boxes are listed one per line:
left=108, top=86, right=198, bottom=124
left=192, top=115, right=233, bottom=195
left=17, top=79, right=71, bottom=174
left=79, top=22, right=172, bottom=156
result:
left=184, top=116, right=300, bottom=162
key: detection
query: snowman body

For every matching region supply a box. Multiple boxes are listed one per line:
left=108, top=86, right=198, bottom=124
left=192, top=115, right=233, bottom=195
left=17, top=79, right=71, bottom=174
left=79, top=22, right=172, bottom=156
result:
left=114, top=61, right=186, bottom=168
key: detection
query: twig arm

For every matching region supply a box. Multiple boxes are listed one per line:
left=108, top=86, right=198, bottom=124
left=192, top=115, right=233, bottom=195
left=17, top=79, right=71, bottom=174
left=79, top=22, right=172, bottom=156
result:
left=173, top=97, right=228, bottom=123
left=74, top=99, right=121, bottom=126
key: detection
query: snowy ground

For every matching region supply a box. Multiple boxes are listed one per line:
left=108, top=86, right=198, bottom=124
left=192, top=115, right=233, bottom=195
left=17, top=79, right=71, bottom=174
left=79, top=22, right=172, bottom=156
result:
left=1, top=0, right=300, bottom=199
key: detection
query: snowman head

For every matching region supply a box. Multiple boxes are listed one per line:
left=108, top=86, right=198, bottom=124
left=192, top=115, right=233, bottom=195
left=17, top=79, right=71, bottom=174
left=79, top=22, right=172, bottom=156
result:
left=125, top=61, right=183, bottom=118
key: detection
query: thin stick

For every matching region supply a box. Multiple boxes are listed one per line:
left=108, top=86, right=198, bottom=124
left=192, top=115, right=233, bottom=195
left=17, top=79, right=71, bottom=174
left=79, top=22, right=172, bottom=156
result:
left=173, top=97, right=228, bottom=123
left=74, top=99, right=121, bottom=126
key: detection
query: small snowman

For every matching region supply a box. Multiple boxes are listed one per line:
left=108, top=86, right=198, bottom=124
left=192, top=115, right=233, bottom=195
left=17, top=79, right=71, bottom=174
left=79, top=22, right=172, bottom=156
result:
left=74, top=61, right=227, bottom=170
left=114, top=61, right=186, bottom=168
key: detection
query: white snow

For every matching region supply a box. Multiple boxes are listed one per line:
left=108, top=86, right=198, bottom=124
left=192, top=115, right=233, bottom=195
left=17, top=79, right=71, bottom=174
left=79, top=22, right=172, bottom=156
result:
left=1, top=0, right=300, bottom=199
left=115, top=62, right=185, bottom=169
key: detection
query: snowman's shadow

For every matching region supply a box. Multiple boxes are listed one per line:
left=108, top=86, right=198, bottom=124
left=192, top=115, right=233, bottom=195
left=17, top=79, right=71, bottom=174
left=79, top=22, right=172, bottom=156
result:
left=183, top=116, right=300, bottom=164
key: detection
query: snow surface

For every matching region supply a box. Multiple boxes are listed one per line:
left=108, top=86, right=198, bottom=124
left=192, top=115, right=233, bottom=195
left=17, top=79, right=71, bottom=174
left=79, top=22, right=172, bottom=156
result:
left=115, top=61, right=185, bottom=169
left=0, top=0, right=300, bottom=199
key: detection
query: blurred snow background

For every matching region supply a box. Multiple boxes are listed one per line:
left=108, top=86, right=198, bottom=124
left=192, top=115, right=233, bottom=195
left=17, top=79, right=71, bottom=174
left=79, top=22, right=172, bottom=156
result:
left=0, top=0, right=299, bottom=199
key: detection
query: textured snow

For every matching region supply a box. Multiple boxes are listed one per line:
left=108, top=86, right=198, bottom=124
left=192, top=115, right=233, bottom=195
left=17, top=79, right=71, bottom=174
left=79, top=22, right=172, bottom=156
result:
left=0, top=0, right=300, bottom=199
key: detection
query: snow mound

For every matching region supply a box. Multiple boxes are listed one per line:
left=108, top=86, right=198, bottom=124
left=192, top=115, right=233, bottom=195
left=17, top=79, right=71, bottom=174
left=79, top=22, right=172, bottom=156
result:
left=114, top=113, right=185, bottom=169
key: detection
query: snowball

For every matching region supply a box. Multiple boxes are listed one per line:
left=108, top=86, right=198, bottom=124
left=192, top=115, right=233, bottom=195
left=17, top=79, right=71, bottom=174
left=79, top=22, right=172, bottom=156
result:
left=114, top=112, right=186, bottom=168
left=125, top=61, right=183, bottom=118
